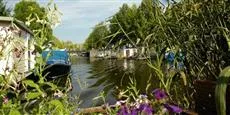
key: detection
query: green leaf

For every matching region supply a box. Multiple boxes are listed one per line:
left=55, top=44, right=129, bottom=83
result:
left=180, top=71, right=187, bottom=86
left=9, top=109, right=21, bottom=115
left=22, top=80, right=43, bottom=94
left=23, top=80, right=39, bottom=89
left=0, top=75, right=4, bottom=83
left=34, top=44, right=43, bottom=53
left=215, top=66, right=230, bottom=115
left=44, top=82, right=58, bottom=90
left=26, top=92, right=42, bottom=100
left=49, top=100, right=64, bottom=113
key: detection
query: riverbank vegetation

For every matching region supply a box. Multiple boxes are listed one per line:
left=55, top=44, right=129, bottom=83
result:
left=0, top=0, right=10, bottom=16
left=53, top=39, right=83, bottom=51
left=84, top=0, right=230, bottom=114
left=0, top=0, right=78, bottom=114
left=1, top=0, right=230, bottom=114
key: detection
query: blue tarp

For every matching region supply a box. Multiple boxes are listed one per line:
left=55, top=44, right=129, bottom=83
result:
left=42, top=50, right=69, bottom=64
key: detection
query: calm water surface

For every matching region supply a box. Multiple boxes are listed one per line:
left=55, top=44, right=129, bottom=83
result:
left=70, top=56, right=158, bottom=108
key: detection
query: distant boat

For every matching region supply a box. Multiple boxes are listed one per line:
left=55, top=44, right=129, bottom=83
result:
left=26, top=49, right=71, bottom=86
left=80, top=52, right=90, bottom=57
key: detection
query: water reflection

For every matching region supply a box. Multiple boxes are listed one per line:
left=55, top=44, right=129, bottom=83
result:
left=70, top=57, right=158, bottom=108
left=123, top=59, right=135, bottom=72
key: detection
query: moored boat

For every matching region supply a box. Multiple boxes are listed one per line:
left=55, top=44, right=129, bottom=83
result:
left=26, top=49, right=71, bottom=86
left=41, top=49, right=71, bottom=81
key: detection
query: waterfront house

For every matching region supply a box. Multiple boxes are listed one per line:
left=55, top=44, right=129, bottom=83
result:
left=122, top=46, right=138, bottom=58
left=89, top=46, right=138, bottom=59
left=90, top=49, right=108, bottom=58
left=123, top=48, right=137, bottom=58
left=0, top=16, right=35, bottom=78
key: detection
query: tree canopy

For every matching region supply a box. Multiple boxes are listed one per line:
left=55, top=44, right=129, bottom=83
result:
left=83, top=0, right=230, bottom=80
left=109, top=4, right=138, bottom=46
left=84, top=1, right=159, bottom=49
left=14, top=0, right=45, bottom=29
left=52, top=37, right=81, bottom=51
left=0, top=0, right=11, bottom=16
left=14, top=0, right=53, bottom=41
left=84, top=22, right=110, bottom=50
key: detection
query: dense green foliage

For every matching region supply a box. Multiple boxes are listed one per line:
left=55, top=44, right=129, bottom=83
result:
left=84, top=0, right=230, bottom=113
left=0, top=0, right=10, bottom=16
left=84, top=22, right=110, bottom=50
left=14, top=0, right=45, bottom=24
left=215, top=66, right=230, bottom=115
left=109, top=4, right=138, bottom=46
left=0, top=1, right=78, bottom=114
left=85, top=0, right=230, bottom=80
left=1, top=0, right=230, bottom=114
left=161, top=0, right=230, bottom=80
left=52, top=37, right=82, bottom=51
left=14, top=0, right=53, bottom=43
left=84, top=0, right=162, bottom=49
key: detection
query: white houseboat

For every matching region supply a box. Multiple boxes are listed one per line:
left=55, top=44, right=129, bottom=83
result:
left=0, top=16, right=35, bottom=82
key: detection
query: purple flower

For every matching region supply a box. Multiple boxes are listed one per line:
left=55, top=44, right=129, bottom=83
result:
left=143, top=106, right=154, bottom=115
left=117, top=105, right=129, bottom=115
left=152, top=89, right=168, bottom=100
left=130, top=108, right=138, bottom=115
left=139, top=103, right=147, bottom=111
left=139, top=104, right=154, bottom=115
left=164, top=104, right=182, bottom=113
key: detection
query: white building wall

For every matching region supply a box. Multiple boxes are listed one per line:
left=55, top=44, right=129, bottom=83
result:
left=0, top=26, right=14, bottom=75
left=123, top=48, right=138, bottom=58
left=24, top=32, right=29, bottom=71
left=0, top=24, right=34, bottom=76
left=130, top=49, right=134, bottom=57
left=123, top=49, right=127, bottom=57
left=29, top=39, right=36, bottom=69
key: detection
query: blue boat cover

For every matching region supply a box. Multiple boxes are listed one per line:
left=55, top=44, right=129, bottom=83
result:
left=42, top=50, right=69, bottom=64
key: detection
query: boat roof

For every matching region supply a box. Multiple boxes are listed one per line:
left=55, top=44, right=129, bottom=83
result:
left=42, top=50, right=69, bottom=64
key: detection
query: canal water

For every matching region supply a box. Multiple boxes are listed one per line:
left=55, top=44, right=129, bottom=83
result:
left=70, top=56, right=158, bottom=108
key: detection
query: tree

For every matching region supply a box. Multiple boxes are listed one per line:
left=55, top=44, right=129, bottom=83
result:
left=84, top=22, right=110, bottom=50
left=14, top=0, right=45, bottom=29
left=14, top=0, right=53, bottom=41
left=109, top=4, right=138, bottom=46
left=52, top=37, right=81, bottom=51
left=136, top=0, right=162, bottom=40
left=0, top=0, right=11, bottom=16
left=50, top=36, right=64, bottom=49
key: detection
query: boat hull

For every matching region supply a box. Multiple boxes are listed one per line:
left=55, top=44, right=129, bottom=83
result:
left=26, top=63, right=71, bottom=86
left=43, top=63, right=71, bottom=81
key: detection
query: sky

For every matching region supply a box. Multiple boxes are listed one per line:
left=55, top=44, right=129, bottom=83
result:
left=6, top=0, right=142, bottom=44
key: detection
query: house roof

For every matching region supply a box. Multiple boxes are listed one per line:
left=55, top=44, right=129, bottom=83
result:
left=0, top=16, right=33, bottom=35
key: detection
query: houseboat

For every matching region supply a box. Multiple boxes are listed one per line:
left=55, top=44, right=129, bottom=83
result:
left=26, top=49, right=71, bottom=87
left=0, top=16, right=35, bottom=84
left=41, top=49, right=71, bottom=81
